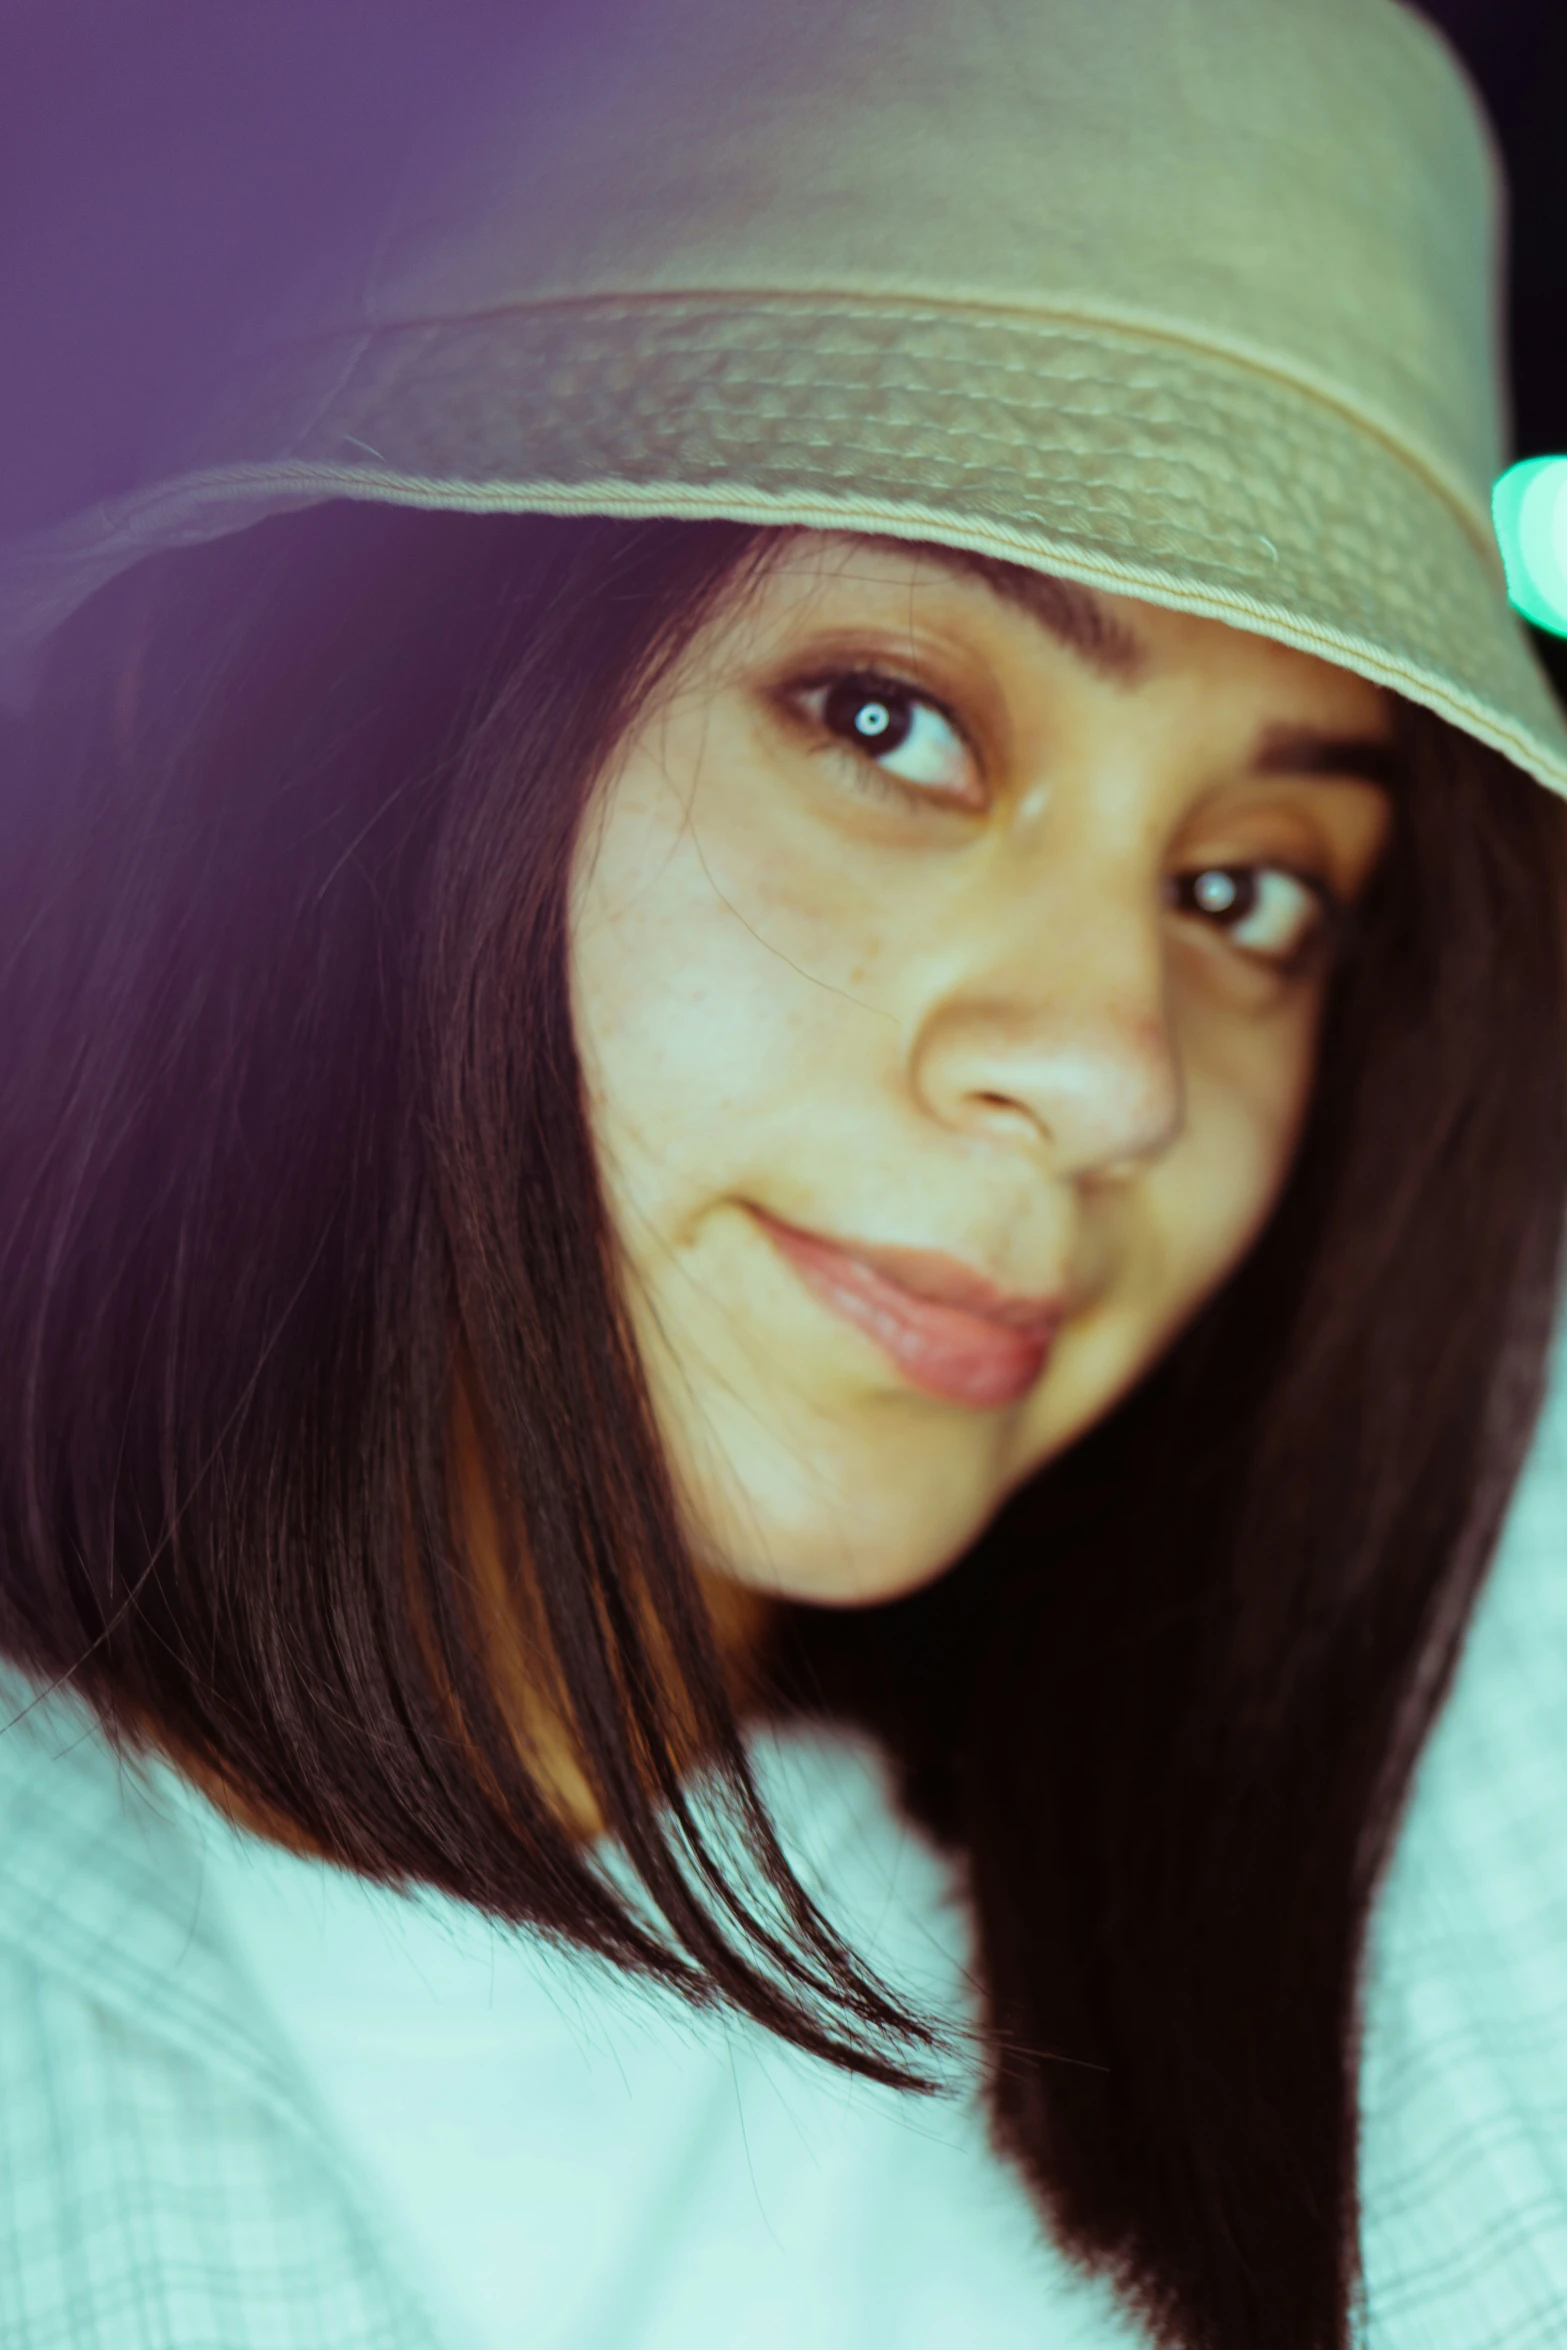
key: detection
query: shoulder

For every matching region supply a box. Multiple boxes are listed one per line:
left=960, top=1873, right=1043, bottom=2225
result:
left=0, top=1674, right=445, bottom=2350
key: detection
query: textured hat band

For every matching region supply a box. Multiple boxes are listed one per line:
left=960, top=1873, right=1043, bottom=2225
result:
left=7, top=292, right=1564, bottom=796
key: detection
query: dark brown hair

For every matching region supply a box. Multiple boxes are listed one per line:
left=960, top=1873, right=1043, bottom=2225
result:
left=3, top=499, right=1564, bottom=2350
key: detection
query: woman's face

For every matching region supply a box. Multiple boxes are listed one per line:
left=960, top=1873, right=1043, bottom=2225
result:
left=569, top=533, right=1394, bottom=1606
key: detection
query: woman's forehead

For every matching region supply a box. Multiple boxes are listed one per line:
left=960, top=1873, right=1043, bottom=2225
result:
left=714, top=529, right=1396, bottom=743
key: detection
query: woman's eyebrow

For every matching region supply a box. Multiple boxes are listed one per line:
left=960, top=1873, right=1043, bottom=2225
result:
left=1249, top=724, right=1403, bottom=788
left=899, top=543, right=1402, bottom=785
left=900, top=542, right=1151, bottom=683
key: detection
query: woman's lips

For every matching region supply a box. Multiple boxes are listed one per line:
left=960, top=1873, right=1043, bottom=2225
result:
left=751, top=1209, right=1062, bottom=1410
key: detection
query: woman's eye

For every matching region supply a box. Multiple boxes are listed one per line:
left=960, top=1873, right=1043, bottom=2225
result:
left=808, top=673, right=975, bottom=801
left=1168, top=864, right=1333, bottom=965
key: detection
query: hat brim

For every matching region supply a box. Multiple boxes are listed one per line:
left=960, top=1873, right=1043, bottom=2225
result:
left=5, top=293, right=1566, bottom=799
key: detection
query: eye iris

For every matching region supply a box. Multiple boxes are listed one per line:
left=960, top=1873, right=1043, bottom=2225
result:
left=824, top=676, right=912, bottom=752
left=1192, top=868, right=1255, bottom=918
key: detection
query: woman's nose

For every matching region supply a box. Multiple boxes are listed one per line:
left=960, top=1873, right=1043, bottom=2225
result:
left=908, top=894, right=1184, bottom=1180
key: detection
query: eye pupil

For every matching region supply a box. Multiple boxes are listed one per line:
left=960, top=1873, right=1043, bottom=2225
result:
left=1191, top=868, right=1254, bottom=918
left=823, top=676, right=912, bottom=752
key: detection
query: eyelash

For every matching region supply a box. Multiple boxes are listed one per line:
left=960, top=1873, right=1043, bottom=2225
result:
left=1163, top=864, right=1343, bottom=971
left=788, top=666, right=1345, bottom=967
left=788, top=668, right=976, bottom=810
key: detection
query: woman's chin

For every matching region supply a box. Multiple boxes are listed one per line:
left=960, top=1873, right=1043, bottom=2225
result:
left=693, top=1509, right=986, bottom=1614
left=665, top=1396, right=1027, bottom=1614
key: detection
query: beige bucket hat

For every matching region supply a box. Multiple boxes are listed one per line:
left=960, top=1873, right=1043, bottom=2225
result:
left=3, top=0, right=1565, bottom=800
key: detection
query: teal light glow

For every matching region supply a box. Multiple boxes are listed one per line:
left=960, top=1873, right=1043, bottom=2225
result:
left=1494, top=457, right=1567, bottom=639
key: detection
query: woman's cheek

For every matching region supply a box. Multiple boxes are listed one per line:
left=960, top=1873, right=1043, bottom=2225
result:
left=570, top=774, right=836, bottom=1253
left=1148, top=1008, right=1321, bottom=1309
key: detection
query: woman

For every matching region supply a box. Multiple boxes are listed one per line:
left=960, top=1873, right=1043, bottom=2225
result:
left=3, top=3, right=1566, bottom=2346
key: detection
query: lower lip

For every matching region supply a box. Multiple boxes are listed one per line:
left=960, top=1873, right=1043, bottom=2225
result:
left=754, top=1214, right=1056, bottom=1410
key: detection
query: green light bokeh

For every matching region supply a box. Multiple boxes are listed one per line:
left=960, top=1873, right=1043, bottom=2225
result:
left=1494, top=457, right=1567, bottom=639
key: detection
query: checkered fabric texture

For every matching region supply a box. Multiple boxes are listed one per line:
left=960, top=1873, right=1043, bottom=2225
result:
left=3, top=1320, right=1567, bottom=2348
left=0, top=1689, right=445, bottom=2350
left=1356, top=1323, right=1567, bottom=2346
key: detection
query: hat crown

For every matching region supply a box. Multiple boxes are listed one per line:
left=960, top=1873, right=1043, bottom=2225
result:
left=9, top=0, right=1561, bottom=808
left=358, top=0, right=1505, bottom=518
